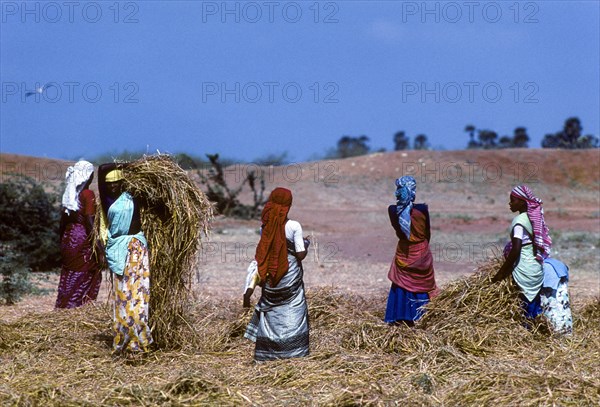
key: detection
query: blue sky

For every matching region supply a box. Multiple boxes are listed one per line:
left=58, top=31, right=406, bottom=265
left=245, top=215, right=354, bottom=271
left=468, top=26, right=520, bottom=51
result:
left=1, top=0, right=599, bottom=162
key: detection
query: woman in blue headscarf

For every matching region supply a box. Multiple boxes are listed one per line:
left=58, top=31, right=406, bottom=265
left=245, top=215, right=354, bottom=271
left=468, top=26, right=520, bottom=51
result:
left=384, top=176, right=437, bottom=325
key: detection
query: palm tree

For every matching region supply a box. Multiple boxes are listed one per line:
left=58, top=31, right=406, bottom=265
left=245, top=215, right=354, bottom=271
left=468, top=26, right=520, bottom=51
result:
left=563, top=117, right=582, bottom=146
left=498, top=136, right=513, bottom=148
left=414, top=134, right=429, bottom=150
left=478, top=130, right=498, bottom=149
left=513, top=127, right=529, bottom=148
left=337, top=135, right=370, bottom=158
left=393, top=131, right=410, bottom=151
left=465, top=124, right=479, bottom=149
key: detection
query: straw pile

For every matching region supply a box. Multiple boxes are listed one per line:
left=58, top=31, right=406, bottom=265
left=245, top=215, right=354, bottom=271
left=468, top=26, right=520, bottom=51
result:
left=417, top=255, right=551, bottom=356
left=1, top=258, right=599, bottom=405
left=95, top=154, right=213, bottom=349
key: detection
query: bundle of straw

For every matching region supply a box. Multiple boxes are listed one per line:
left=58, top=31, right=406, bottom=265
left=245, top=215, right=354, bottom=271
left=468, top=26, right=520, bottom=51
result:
left=417, top=255, right=548, bottom=355
left=97, top=155, right=213, bottom=349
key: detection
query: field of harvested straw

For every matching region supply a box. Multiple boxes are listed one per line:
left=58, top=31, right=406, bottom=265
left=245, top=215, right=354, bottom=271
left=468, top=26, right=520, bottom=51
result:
left=1, top=258, right=599, bottom=406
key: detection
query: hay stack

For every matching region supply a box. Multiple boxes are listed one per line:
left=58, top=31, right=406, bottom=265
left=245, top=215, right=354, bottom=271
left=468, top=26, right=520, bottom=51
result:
left=417, top=255, right=548, bottom=355
left=97, top=154, right=213, bottom=349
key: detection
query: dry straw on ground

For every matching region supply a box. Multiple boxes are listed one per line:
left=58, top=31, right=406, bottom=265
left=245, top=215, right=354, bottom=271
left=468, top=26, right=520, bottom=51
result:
left=417, top=255, right=549, bottom=355
left=94, top=154, right=214, bottom=349
left=1, top=257, right=599, bottom=406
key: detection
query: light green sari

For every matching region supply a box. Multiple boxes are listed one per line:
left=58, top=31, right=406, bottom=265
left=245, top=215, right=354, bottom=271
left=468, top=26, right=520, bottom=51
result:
left=510, top=212, right=543, bottom=301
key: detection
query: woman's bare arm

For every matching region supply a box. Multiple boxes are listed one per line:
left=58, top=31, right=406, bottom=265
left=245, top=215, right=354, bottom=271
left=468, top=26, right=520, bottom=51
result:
left=492, top=236, right=522, bottom=282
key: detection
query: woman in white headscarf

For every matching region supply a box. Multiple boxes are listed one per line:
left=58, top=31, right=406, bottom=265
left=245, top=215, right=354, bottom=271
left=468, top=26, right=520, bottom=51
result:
left=55, top=160, right=102, bottom=308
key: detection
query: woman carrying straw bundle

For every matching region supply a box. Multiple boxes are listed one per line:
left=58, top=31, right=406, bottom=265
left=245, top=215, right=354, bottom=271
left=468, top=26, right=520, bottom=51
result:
left=98, top=163, right=153, bottom=353
left=384, top=176, right=437, bottom=325
left=244, top=187, right=310, bottom=361
left=492, top=185, right=550, bottom=319
left=55, top=160, right=102, bottom=309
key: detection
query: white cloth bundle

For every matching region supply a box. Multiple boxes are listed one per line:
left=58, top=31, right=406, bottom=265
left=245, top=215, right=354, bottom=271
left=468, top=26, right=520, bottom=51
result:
left=62, top=160, right=94, bottom=213
left=244, top=260, right=259, bottom=293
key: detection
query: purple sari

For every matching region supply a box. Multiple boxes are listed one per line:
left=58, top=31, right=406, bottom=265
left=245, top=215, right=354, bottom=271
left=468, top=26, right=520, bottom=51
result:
left=55, top=214, right=101, bottom=308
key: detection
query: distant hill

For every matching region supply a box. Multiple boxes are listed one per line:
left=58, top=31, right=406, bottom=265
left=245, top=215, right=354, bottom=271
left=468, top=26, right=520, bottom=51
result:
left=2, top=148, right=598, bottom=219
left=1, top=149, right=598, bottom=265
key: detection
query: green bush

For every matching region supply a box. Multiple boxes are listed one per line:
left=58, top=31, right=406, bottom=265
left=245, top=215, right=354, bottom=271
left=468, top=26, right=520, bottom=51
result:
left=0, top=176, right=61, bottom=272
left=0, top=249, right=32, bottom=305
left=0, top=176, right=62, bottom=304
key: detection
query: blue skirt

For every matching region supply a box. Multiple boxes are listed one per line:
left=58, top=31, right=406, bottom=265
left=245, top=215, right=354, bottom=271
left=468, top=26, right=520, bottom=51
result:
left=384, top=283, right=430, bottom=323
left=520, top=292, right=543, bottom=319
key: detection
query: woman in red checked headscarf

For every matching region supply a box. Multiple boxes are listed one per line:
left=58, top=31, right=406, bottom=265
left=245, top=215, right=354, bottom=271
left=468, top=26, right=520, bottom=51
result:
left=492, top=185, right=551, bottom=319
left=244, top=187, right=311, bottom=361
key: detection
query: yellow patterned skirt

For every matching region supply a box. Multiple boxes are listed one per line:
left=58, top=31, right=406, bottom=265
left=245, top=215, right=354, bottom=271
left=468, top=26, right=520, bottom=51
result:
left=113, top=238, right=153, bottom=353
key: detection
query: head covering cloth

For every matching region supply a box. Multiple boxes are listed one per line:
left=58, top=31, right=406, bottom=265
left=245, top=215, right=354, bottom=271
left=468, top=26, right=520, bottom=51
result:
left=255, top=187, right=293, bottom=287
left=62, top=160, right=94, bottom=214
left=105, top=169, right=124, bottom=182
left=511, top=185, right=552, bottom=261
left=395, top=176, right=417, bottom=239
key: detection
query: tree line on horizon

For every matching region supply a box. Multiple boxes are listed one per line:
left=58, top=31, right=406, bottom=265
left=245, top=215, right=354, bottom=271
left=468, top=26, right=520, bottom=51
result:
left=75, top=116, right=598, bottom=166
left=329, top=116, right=598, bottom=159
left=464, top=117, right=598, bottom=150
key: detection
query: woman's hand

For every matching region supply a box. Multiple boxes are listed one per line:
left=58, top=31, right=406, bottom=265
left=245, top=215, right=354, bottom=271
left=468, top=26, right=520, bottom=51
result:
left=303, top=236, right=311, bottom=251
left=491, top=265, right=510, bottom=283
left=491, top=236, right=522, bottom=283
left=295, top=250, right=308, bottom=262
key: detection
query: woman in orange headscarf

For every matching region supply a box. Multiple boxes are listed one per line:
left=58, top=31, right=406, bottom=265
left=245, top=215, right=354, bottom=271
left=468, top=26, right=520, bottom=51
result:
left=244, top=187, right=310, bottom=361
